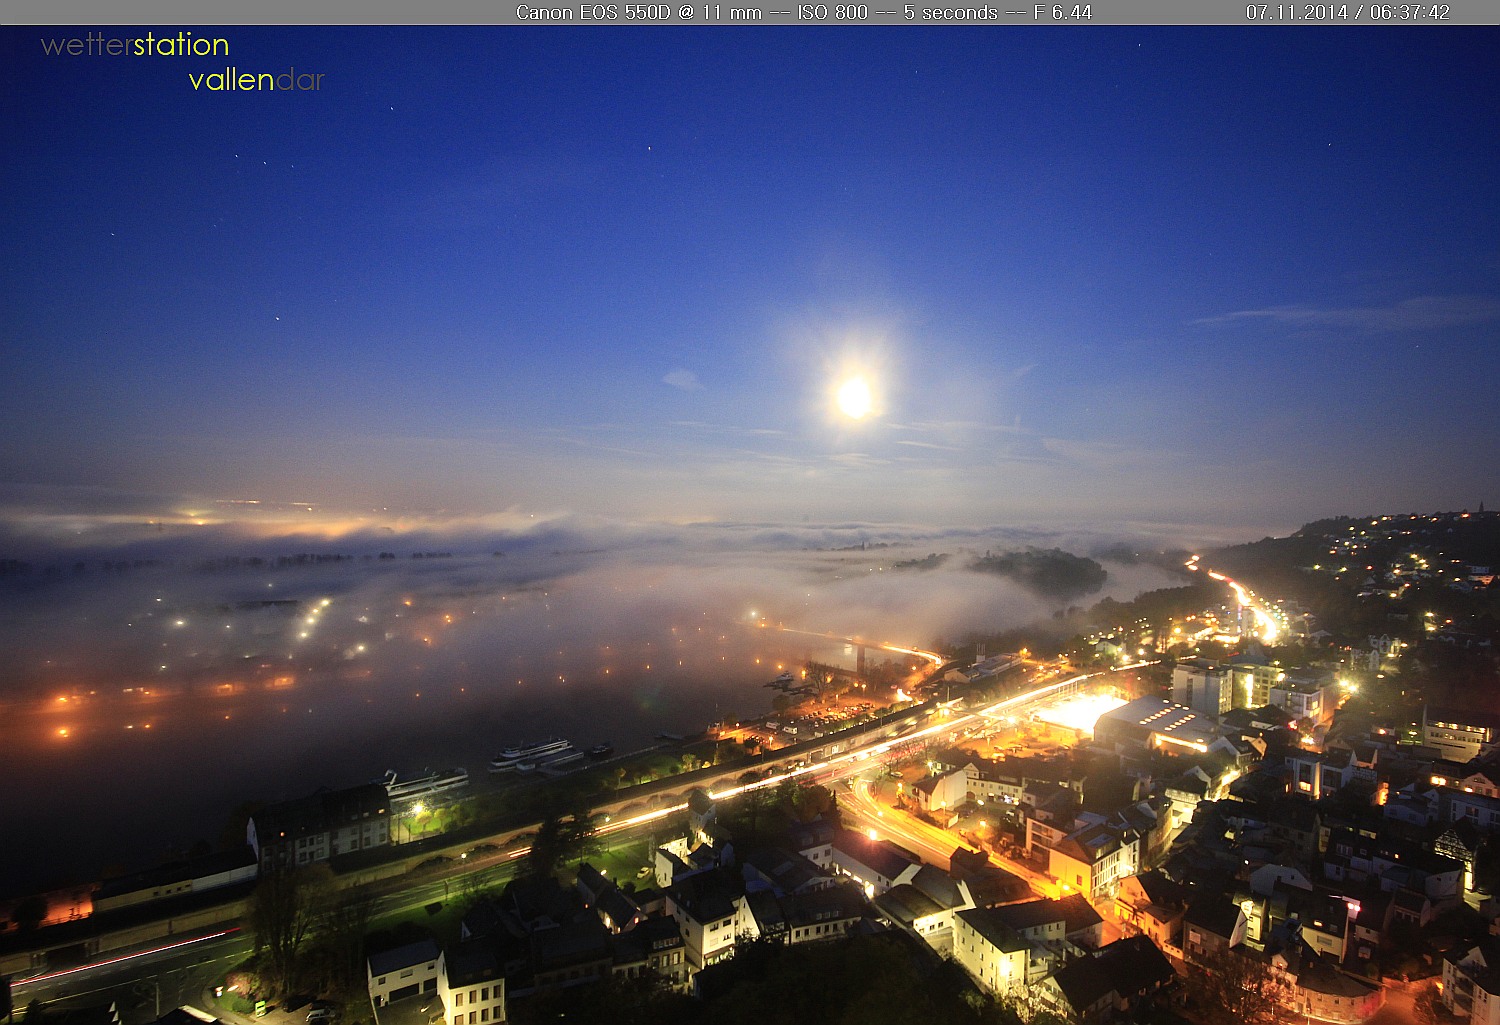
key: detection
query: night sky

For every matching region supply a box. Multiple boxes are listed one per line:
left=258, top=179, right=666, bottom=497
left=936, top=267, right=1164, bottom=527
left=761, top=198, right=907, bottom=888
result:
left=4, top=28, right=1498, bottom=542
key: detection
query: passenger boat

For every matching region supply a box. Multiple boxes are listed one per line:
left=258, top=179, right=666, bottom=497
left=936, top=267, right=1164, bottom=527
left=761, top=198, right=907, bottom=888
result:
left=515, top=746, right=581, bottom=773
left=488, top=737, right=572, bottom=773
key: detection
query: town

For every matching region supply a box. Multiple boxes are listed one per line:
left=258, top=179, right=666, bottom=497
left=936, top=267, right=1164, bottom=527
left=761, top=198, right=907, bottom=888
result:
left=4, top=508, right=1499, bottom=1025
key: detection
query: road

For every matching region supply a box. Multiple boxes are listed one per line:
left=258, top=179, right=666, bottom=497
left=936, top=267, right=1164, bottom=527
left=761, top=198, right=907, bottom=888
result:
left=1186, top=554, right=1286, bottom=644
left=842, top=779, right=964, bottom=871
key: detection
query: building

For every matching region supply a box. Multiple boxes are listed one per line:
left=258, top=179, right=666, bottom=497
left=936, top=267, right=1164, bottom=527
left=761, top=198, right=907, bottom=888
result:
left=93, top=847, right=258, bottom=913
left=1272, top=940, right=1386, bottom=1024
left=1172, top=659, right=1234, bottom=717
left=1093, top=696, right=1218, bottom=756
left=1047, top=822, right=1140, bottom=901
left=952, top=896, right=1103, bottom=996
left=1443, top=938, right=1500, bottom=1025
left=1035, top=935, right=1177, bottom=1025
left=665, top=870, right=752, bottom=970
left=248, top=783, right=390, bottom=870
left=439, top=940, right=505, bottom=1025
left=1425, top=706, right=1500, bottom=763
left=609, top=915, right=688, bottom=988
left=1114, top=872, right=1189, bottom=951
left=953, top=907, right=1033, bottom=996
left=829, top=829, right=922, bottom=897
left=780, top=883, right=866, bottom=945
left=367, top=935, right=443, bottom=1010
left=874, top=865, right=976, bottom=953
left=1224, top=654, right=1286, bottom=710
left=1182, top=898, right=1247, bottom=962
left=1271, top=671, right=1332, bottom=724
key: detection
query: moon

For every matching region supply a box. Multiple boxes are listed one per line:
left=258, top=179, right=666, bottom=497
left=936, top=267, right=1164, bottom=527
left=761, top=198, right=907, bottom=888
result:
left=836, top=376, right=873, bottom=419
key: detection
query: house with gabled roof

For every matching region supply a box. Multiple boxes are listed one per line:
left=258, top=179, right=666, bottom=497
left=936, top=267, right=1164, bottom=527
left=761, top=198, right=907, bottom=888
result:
left=665, top=868, right=752, bottom=970
left=781, top=881, right=866, bottom=945
left=953, top=907, right=1047, bottom=994
left=368, top=934, right=443, bottom=1010
left=1443, top=937, right=1500, bottom=1025
left=1114, top=871, right=1189, bottom=952
left=912, top=767, right=970, bottom=815
left=874, top=864, right=976, bottom=953
left=829, top=828, right=922, bottom=897
left=1182, top=897, right=1247, bottom=963
left=609, top=914, right=687, bottom=988
left=789, top=816, right=837, bottom=871
left=439, top=938, right=505, bottom=1025
left=740, top=845, right=831, bottom=896
left=1047, top=821, right=1140, bottom=902
left=1035, top=935, right=1177, bottom=1025
left=948, top=847, right=1033, bottom=906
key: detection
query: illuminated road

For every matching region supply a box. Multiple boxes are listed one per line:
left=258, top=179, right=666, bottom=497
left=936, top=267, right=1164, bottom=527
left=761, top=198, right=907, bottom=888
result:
left=839, top=782, right=1052, bottom=901
left=1185, top=554, right=1285, bottom=643
left=600, top=658, right=1160, bottom=834
left=843, top=779, right=966, bottom=871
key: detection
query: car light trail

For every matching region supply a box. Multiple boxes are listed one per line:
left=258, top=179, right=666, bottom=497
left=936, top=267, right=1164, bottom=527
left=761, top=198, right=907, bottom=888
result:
left=15, top=927, right=242, bottom=987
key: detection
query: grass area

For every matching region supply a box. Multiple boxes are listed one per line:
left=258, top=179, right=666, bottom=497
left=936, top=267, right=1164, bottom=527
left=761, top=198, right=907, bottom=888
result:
left=579, top=836, right=655, bottom=889
left=369, top=893, right=470, bottom=947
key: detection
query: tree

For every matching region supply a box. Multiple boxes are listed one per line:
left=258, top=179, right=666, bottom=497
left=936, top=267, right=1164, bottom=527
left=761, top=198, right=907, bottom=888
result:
left=562, top=805, right=603, bottom=868
left=313, top=885, right=376, bottom=995
left=1183, top=948, right=1293, bottom=1025
left=249, top=864, right=331, bottom=995
left=1414, top=982, right=1453, bottom=1025
left=456, top=864, right=494, bottom=909
left=525, top=815, right=566, bottom=879
left=804, top=661, right=839, bottom=703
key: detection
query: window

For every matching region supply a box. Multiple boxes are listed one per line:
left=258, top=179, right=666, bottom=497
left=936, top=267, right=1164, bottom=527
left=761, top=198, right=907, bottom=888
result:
left=454, top=993, right=463, bottom=1008
left=480, top=1010, right=488, bottom=1021
left=481, top=988, right=488, bottom=1001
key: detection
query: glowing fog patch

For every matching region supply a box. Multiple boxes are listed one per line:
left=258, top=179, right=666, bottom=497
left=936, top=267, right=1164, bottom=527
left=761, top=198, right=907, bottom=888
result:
left=1031, top=692, right=1127, bottom=734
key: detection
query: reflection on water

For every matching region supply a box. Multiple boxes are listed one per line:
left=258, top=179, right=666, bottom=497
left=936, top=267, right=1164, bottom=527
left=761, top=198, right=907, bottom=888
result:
left=0, top=628, right=851, bottom=896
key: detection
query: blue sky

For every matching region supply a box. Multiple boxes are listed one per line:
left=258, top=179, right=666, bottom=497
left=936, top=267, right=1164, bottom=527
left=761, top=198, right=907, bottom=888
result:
left=3, top=27, right=1497, bottom=541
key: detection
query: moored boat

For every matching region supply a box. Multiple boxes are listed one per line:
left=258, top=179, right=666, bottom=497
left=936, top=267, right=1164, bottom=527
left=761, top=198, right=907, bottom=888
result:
left=488, top=737, right=572, bottom=773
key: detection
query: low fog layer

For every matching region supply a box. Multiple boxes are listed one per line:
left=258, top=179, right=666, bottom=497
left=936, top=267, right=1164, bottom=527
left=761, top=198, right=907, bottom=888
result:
left=0, top=515, right=1188, bottom=894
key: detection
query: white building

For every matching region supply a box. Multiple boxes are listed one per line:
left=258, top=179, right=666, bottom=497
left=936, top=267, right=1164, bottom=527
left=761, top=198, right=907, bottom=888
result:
left=368, top=936, right=443, bottom=1010
left=1444, top=940, right=1500, bottom=1025
left=1172, top=659, right=1234, bottom=717
left=440, top=941, right=506, bottom=1025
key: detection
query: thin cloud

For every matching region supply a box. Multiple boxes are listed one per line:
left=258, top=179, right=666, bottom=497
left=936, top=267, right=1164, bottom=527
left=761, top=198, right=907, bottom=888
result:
left=666, top=421, right=790, bottom=439
left=663, top=369, right=704, bottom=391
left=889, top=420, right=1029, bottom=435
left=894, top=439, right=963, bottom=451
left=1196, top=294, right=1500, bottom=333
